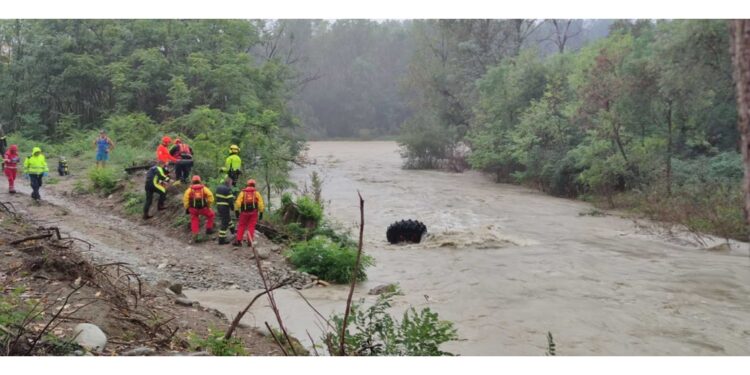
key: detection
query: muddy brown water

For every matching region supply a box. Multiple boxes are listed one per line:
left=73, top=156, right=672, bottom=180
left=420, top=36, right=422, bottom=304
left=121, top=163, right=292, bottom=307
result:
left=186, top=141, right=750, bottom=355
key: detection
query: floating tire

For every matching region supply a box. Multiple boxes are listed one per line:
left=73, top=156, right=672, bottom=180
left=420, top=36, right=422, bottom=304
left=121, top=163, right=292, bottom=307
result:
left=386, top=219, right=427, bottom=244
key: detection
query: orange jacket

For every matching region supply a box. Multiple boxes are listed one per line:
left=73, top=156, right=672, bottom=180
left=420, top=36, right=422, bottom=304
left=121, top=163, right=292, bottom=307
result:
left=157, top=144, right=178, bottom=163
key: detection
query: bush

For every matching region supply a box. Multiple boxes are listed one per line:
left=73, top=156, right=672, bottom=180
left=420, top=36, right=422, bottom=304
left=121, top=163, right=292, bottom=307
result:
left=187, top=328, right=246, bottom=356
left=295, top=196, right=323, bottom=225
left=122, top=191, right=144, bottom=216
left=285, top=235, right=373, bottom=283
left=88, top=167, right=120, bottom=195
left=325, top=292, right=458, bottom=356
left=398, top=113, right=458, bottom=169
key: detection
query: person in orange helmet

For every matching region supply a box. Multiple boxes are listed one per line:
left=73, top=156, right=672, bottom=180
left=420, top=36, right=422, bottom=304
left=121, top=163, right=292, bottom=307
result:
left=156, top=136, right=178, bottom=165
left=233, top=179, right=264, bottom=247
left=183, top=175, right=215, bottom=243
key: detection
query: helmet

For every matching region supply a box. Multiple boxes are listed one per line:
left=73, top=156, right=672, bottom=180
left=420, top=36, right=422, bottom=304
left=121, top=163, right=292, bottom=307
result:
left=246, top=179, right=256, bottom=187
left=174, top=138, right=182, bottom=144
left=229, top=144, right=240, bottom=153
left=162, top=136, right=172, bottom=145
left=219, top=166, right=228, bottom=173
left=191, top=175, right=201, bottom=183
left=9, top=144, right=17, bottom=152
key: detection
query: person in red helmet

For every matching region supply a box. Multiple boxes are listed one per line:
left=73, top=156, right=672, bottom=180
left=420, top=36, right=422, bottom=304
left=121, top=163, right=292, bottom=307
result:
left=233, top=179, right=264, bottom=247
left=3, top=144, right=20, bottom=193
left=183, top=175, right=215, bottom=243
left=169, top=138, right=194, bottom=183
left=156, top=136, right=178, bottom=165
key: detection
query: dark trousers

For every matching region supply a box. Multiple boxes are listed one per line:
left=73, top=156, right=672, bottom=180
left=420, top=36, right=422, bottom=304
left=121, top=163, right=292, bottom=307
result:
left=29, top=174, right=43, bottom=200
left=143, top=185, right=166, bottom=216
left=228, top=170, right=240, bottom=187
left=175, top=160, right=193, bottom=183
left=217, top=205, right=232, bottom=237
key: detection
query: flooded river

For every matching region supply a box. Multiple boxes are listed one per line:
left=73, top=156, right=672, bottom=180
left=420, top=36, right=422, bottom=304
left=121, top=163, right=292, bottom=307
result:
left=188, top=141, right=750, bottom=355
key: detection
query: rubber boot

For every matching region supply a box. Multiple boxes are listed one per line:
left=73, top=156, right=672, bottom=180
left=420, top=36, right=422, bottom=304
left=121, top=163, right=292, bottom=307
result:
left=205, top=228, right=215, bottom=235
left=218, top=237, right=229, bottom=245
left=232, top=239, right=242, bottom=247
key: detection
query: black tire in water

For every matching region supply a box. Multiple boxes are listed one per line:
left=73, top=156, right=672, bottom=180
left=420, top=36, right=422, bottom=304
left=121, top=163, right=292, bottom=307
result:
left=386, top=219, right=427, bottom=244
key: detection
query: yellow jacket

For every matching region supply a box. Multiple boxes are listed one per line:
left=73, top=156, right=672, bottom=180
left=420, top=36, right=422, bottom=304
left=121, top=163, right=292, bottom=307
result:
left=23, top=147, right=49, bottom=174
left=183, top=185, right=215, bottom=209
left=234, top=188, right=264, bottom=213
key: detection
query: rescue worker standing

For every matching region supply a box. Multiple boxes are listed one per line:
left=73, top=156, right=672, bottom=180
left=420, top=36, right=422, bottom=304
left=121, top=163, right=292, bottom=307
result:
left=224, top=145, right=242, bottom=187
left=156, top=136, right=178, bottom=166
left=214, top=177, right=235, bottom=245
left=183, top=175, right=215, bottom=243
left=3, top=144, right=20, bottom=193
left=143, top=162, right=170, bottom=220
left=94, top=130, right=115, bottom=168
left=23, top=147, right=49, bottom=202
left=170, top=138, right=194, bottom=183
left=233, top=179, right=264, bottom=247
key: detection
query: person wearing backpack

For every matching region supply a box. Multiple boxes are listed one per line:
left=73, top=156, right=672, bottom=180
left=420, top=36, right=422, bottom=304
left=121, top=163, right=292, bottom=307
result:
left=183, top=175, right=215, bottom=243
left=3, top=144, right=20, bottom=193
left=233, top=179, right=264, bottom=247
left=23, top=146, right=49, bottom=203
left=169, top=138, right=194, bottom=183
left=224, top=145, right=242, bottom=187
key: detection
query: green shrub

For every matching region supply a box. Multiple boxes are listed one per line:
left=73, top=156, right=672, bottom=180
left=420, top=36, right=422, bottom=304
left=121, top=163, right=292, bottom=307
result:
left=88, top=167, right=120, bottom=195
left=122, top=192, right=144, bottom=216
left=325, top=292, right=458, bottom=356
left=187, top=328, right=246, bottom=356
left=295, top=195, right=323, bottom=224
left=285, top=235, right=373, bottom=283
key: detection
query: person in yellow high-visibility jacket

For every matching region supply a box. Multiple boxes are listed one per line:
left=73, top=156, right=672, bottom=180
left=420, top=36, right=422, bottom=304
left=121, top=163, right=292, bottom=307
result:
left=224, top=144, right=242, bottom=187
left=23, top=147, right=49, bottom=202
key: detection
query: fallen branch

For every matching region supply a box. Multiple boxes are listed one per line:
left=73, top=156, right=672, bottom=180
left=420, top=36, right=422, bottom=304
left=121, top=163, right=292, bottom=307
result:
left=10, top=233, right=52, bottom=245
left=339, top=191, right=365, bottom=356
left=224, top=277, right=292, bottom=340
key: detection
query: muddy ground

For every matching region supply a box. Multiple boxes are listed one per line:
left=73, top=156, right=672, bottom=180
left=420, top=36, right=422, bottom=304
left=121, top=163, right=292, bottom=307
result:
left=0, top=169, right=308, bottom=356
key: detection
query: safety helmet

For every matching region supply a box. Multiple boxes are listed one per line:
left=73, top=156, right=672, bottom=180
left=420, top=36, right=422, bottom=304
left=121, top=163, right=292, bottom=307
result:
left=9, top=144, right=17, bottom=152
left=246, top=179, right=256, bottom=187
left=229, top=144, right=240, bottom=153
left=191, top=175, right=201, bottom=183
left=162, top=136, right=172, bottom=145
left=174, top=138, right=182, bottom=144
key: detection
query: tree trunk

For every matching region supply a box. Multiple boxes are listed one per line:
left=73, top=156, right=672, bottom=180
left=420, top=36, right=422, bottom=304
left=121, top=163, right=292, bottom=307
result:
left=666, top=99, right=673, bottom=196
left=730, top=20, right=750, bottom=229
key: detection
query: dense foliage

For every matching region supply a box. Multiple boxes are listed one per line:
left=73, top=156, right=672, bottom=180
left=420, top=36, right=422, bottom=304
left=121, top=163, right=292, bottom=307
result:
left=399, top=20, right=744, bottom=240
left=0, top=20, right=303, bottom=197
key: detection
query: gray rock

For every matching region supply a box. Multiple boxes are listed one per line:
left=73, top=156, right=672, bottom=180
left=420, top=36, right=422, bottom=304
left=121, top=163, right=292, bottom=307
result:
left=73, top=323, right=107, bottom=352
left=157, top=263, right=168, bottom=269
left=368, top=283, right=398, bottom=295
left=122, top=347, right=156, bottom=356
left=168, top=283, right=183, bottom=295
left=175, top=297, right=196, bottom=306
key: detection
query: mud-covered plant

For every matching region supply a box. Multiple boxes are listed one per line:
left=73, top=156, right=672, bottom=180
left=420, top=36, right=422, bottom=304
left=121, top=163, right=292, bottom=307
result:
left=285, top=235, right=373, bottom=284
left=325, top=292, right=458, bottom=356
left=122, top=192, right=144, bottom=216
left=188, top=328, right=246, bottom=356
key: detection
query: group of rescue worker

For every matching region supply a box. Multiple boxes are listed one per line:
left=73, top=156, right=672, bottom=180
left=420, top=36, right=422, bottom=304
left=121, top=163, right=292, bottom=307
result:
left=1, top=136, right=50, bottom=202
left=144, top=136, right=264, bottom=246
left=0, top=132, right=264, bottom=247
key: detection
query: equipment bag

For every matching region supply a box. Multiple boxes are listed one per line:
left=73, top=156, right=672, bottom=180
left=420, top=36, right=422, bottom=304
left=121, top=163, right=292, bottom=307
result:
left=190, top=185, right=207, bottom=208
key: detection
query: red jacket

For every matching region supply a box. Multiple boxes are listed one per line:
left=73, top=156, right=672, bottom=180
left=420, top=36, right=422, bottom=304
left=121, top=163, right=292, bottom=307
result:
left=3, top=150, right=20, bottom=170
left=156, top=144, right=178, bottom=163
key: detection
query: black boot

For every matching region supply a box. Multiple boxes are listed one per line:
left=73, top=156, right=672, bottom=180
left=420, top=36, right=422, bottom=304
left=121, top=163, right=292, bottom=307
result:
left=205, top=228, right=215, bottom=235
left=218, top=237, right=229, bottom=245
